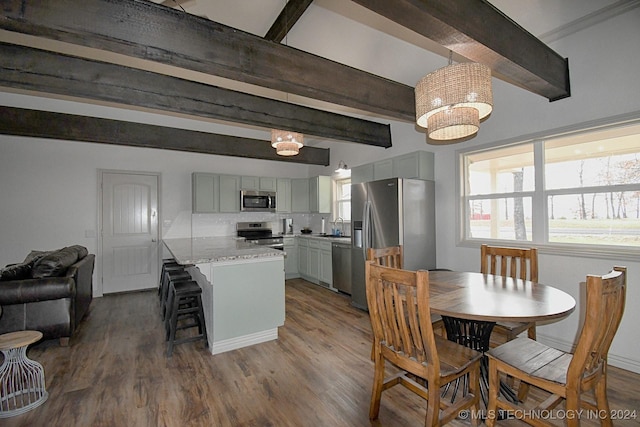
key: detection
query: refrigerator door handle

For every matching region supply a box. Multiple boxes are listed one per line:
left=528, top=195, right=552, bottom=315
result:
left=363, top=201, right=371, bottom=258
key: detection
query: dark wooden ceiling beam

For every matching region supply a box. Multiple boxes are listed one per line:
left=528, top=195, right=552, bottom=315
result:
left=0, top=43, right=391, bottom=148
left=265, top=0, right=314, bottom=42
left=351, top=0, right=570, bottom=101
left=0, top=106, right=331, bottom=165
left=0, top=0, right=415, bottom=121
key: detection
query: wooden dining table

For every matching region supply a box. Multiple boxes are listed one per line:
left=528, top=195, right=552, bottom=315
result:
left=425, top=270, right=577, bottom=405
left=427, top=270, right=576, bottom=329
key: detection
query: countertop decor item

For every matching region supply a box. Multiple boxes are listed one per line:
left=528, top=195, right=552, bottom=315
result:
left=301, top=228, right=312, bottom=234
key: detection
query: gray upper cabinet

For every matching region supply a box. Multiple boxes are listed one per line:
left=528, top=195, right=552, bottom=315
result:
left=310, top=176, right=331, bottom=213
left=219, top=175, right=240, bottom=212
left=351, top=159, right=392, bottom=184
left=373, top=159, right=393, bottom=181
left=393, top=151, right=435, bottom=181
left=241, top=176, right=277, bottom=191
left=259, top=177, right=277, bottom=191
left=276, top=178, right=292, bottom=213
left=351, top=163, right=373, bottom=185
left=291, top=178, right=310, bottom=213
left=192, top=173, right=219, bottom=213
left=352, top=151, right=435, bottom=184
left=241, top=176, right=259, bottom=190
left=193, top=173, right=332, bottom=214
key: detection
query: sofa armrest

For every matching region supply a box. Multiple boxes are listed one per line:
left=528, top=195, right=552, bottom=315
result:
left=0, top=277, right=74, bottom=305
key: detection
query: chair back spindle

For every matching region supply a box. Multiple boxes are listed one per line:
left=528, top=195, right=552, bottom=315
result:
left=480, top=244, right=538, bottom=282
left=367, top=246, right=403, bottom=269
left=367, top=261, right=436, bottom=367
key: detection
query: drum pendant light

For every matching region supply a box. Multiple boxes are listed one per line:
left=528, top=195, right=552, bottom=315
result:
left=415, top=52, right=493, bottom=143
left=271, top=0, right=304, bottom=156
left=271, top=129, right=304, bottom=156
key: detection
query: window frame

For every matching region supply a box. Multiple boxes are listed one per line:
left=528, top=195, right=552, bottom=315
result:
left=333, top=176, right=351, bottom=224
left=457, top=115, right=640, bottom=262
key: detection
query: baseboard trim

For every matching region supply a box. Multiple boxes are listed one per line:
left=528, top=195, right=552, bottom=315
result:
left=210, top=328, right=278, bottom=355
left=539, top=333, right=640, bottom=374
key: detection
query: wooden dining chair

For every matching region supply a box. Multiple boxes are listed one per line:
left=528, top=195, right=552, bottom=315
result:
left=367, top=246, right=444, bottom=337
left=367, top=246, right=403, bottom=269
left=480, top=244, right=538, bottom=344
left=485, top=266, right=626, bottom=427
left=365, top=261, right=482, bottom=426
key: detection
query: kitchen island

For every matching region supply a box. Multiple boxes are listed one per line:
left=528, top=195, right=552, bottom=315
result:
left=163, top=237, right=285, bottom=355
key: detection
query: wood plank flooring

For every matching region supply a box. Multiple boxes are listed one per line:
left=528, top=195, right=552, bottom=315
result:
left=3, top=278, right=639, bottom=426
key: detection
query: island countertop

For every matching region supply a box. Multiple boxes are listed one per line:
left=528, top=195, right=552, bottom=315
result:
left=163, top=236, right=283, bottom=265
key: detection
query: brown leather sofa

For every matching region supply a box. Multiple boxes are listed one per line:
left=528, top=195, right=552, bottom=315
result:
left=0, top=245, right=95, bottom=346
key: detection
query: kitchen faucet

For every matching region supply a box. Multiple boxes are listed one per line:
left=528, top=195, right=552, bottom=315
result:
left=335, top=217, right=344, bottom=236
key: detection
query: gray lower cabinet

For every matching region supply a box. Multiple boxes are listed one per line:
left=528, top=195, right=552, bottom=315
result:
left=297, top=237, right=332, bottom=287
left=319, top=241, right=332, bottom=285
left=284, top=236, right=298, bottom=279
left=308, top=240, right=320, bottom=281
left=298, top=237, right=308, bottom=276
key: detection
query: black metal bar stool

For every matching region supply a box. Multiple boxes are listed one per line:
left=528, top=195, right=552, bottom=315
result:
left=164, top=278, right=203, bottom=335
left=165, top=280, right=208, bottom=357
left=160, top=269, right=191, bottom=319
left=158, top=260, right=182, bottom=299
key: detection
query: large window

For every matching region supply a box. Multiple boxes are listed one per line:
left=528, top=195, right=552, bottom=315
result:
left=462, top=120, right=640, bottom=251
left=334, top=177, right=351, bottom=222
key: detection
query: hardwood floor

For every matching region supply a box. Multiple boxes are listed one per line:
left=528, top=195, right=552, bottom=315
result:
left=3, top=278, right=639, bottom=426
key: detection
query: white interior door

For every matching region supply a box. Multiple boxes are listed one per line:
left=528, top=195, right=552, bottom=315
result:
left=101, top=171, right=159, bottom=294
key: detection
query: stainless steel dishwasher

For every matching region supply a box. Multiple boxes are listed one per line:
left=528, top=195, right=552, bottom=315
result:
left=332, top=242, right=352, bottom=294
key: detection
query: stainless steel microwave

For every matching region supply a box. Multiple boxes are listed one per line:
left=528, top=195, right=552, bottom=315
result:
left=240, top=190, right=276, bottom=212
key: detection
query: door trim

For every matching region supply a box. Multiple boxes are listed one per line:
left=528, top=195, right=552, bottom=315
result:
left=97, top=169, right=162, bottom=297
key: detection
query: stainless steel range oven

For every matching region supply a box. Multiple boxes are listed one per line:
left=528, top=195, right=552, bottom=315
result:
left=236, top=222, right=283, bottom=250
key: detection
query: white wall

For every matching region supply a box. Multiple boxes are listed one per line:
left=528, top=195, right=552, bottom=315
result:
left=0, top=92, right=315, bottom=267
left=316, top=7, right=640, bottom=373
left=434, top=8, right=640, bottom=373
left=1, top=7, right=638, bottom=372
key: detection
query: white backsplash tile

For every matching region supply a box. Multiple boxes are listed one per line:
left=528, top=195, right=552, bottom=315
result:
left=163, top=211, right=328, bottom=238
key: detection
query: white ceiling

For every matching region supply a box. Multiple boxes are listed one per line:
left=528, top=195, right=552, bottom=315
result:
left=153, top=0, right=622, bottom=88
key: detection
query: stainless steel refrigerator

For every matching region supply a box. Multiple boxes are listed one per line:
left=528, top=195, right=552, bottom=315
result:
left=351, top=178, right=436, bottom=310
